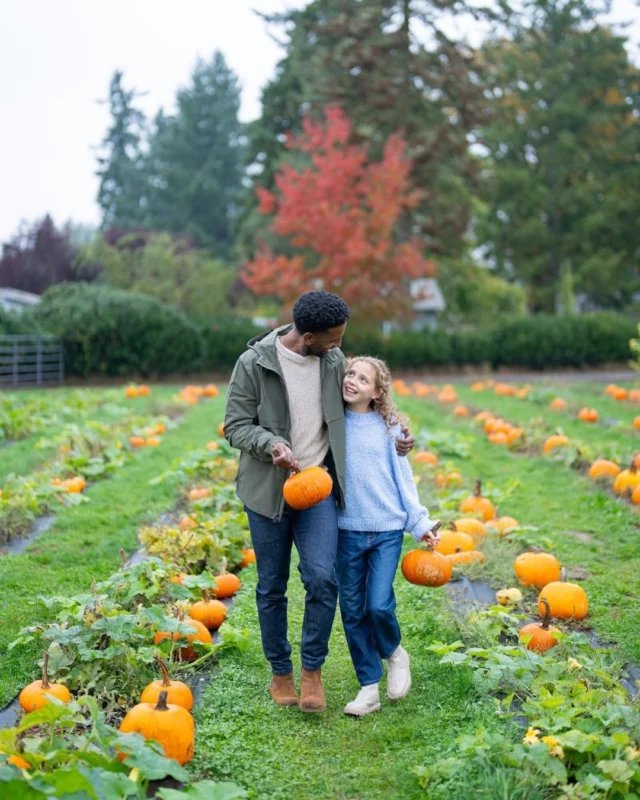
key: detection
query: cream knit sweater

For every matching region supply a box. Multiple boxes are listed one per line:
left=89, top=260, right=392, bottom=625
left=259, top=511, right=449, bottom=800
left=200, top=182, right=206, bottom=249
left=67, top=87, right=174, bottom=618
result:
left=276, top=336, right=329, bottom=470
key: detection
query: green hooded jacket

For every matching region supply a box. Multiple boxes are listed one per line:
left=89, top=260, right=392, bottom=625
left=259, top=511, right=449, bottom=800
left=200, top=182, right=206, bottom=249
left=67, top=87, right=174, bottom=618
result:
left=224, top=325, right=346, bottom=520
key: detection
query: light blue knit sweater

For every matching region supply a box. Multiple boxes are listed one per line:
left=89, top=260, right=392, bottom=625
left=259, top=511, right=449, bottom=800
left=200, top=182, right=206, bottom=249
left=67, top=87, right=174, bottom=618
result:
left=337, top=409, right=436, bottom=541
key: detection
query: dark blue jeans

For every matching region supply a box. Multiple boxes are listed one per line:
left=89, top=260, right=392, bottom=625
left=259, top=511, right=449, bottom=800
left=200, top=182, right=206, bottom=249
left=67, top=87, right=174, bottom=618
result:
left=336, top=528, right=404, bottom=687
left=245, top=496, right=339, bottom=675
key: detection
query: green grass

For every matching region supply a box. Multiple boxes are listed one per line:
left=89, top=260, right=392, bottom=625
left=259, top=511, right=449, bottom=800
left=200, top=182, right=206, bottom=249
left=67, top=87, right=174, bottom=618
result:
left=193, top=558, right=498, bottom=800
left=0, top=386, right=180, bottom=483
left=402, top=394, right=640, bottom=663
left=0, top=393, right=225, bottom=706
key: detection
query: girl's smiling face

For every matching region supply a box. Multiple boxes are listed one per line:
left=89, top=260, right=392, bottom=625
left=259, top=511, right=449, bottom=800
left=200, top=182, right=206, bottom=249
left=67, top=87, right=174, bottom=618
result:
left=343, top=360, right=380, bottom=410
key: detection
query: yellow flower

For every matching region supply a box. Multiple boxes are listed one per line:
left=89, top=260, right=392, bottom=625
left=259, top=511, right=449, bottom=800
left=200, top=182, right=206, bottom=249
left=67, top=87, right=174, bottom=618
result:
left=542, top=735, right=559, bottom=748
left=550, top=745, right=564, bottom=759
left=626, top=746, right=640, bottom=762
left=128, top=769, right=140, bottom=783
left=567, top=657, right=583, bottom=670
left=523, top=727, right=541, bottom=745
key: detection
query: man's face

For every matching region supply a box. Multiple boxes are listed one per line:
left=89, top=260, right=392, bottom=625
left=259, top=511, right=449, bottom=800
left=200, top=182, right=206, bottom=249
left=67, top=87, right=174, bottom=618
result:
left=304, top=323, right=347, bottom=357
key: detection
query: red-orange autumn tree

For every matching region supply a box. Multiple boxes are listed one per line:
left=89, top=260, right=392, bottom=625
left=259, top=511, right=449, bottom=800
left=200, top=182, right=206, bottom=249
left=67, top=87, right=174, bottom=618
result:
left=242, top=107, right=435, bottom=322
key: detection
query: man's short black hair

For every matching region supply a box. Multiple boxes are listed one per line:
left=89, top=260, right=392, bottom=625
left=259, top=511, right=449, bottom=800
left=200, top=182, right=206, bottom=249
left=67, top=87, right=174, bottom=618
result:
left=292, top=290, right=350, bottom=334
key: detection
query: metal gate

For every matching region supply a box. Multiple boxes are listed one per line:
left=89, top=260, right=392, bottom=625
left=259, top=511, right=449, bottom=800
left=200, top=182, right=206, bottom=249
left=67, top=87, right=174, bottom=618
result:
left=0, top=335, right=64, bottom=387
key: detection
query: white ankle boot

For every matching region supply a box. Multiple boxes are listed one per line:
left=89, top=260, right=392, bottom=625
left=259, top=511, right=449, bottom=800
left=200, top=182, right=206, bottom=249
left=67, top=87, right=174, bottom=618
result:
left=386, top=645, right=411, bottom=700
left=343, top=683, right=381, bottom=716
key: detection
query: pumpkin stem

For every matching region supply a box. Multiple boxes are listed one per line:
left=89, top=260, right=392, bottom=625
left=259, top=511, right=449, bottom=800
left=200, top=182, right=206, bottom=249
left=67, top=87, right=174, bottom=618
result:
left=450, top=521, right=457, bottom=532
left=201, top=589, right=210, bottom=603
left=473, top=480, right=482, bottom=497
left=220, top=557, right=228, bottom=575
left=41, top=651, right=50, bottom=689
left=155, top=690, right=169, bottom=711
left=560, top=566, right=567, bottom=582
left=455, top=546, right=462, bottom=553
left=630, top=458, right=638, bottom=474
left=540, top=598, right=552, bottom=630
left=155, top=655, right=172, bottom=687
left=177, top=607, right=185, bottom=622
left=119, top=548, right=128, bottom=566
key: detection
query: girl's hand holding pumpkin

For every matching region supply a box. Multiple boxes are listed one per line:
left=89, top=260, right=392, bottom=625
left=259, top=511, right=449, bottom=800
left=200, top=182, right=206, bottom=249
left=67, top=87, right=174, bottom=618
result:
left=420, top=520, right=442, bottom=549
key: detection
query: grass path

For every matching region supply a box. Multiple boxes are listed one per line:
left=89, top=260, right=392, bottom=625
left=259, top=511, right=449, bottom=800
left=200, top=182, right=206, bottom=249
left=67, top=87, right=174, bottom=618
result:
left=193, top=559, right=498, bottom=800
left=0, top=394, right=225, bottom=706
left=403, top=396, right=640, bottom=662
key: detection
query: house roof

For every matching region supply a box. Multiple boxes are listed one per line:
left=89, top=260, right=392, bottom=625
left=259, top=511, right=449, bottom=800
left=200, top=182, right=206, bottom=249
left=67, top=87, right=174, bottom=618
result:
left=410, top=278, right=446, bottom=312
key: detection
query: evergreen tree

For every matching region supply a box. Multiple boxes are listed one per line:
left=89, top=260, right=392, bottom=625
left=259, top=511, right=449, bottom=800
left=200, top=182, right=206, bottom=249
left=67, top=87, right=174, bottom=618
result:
left=476, top=0, right=640, bottom=311
left=145, top=51, right=244, bottom=254
left=96, top=71, right=148, bottom=229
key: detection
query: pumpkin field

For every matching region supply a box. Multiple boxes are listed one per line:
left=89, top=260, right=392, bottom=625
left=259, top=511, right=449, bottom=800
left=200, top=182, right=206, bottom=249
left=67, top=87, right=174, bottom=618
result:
left=0, top=378, right=639, bottom=799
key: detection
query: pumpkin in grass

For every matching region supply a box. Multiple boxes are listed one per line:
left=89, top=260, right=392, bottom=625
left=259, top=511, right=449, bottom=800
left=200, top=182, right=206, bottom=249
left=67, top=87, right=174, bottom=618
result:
left=124, top=385, right=138, bottom=398
left=437, top=385, right=457, bottom=403
left=507, top=427, right=523, bottom=444
left=550, top=397, right=567, bottom=410
left=170, top=572, right=189, bottom=585
left=188, top=487, right=212, bottom=502
left=543, top=434, right=569, bottom=454
left=578, top=407, right=599, bottom=423
left=629, top=389, right=640, bottom=403
left=588, top=459, right=621, bottom=480
left=514, top=551, right=561, bottom=589
left=486, top=516, right=520, bottom=535
left=613, top=387, right=628, bottom=401
left=217, top=422, right=225, bottom=437
left=188, top=590, right=228, bottom=630
left=460, top=480, right=495, bottom=521
left=453, top=405, right=469, bottom=417
left=496, top=587, right=523, bottom=606
left=447, top=546, right=485, bottom=566
left=239, top=548, right=256, bottom=568
left=130, top=435, right=145, bottom=447
left=435, top=529, right=475, bottom=555
left=145, top=436, right=161, bottom=447
left=520, top=599, right=560, bottom=653
left=634, top=416, right=640, bottom=430
left=453, top=518, right=487, bottom=544
left=283, top=466, right=333, bottom=510
left=435, top=471, right=462, bottom=490
left=474, top=411, right=493, bottom=423
left=19, top=652, right=71, bottom=712
left=155, top=422, right=166, bottom=435
left=119, top=690, right=194, bottom=766
left=62, top=476, right=86, bottom=493
left=613, top=461, right=640, bottom=496
left=402, top=549, right=452, bottom=587
left=204, top=384, right=219, bottom=397
left=154, top=616, right=212, bottom=662
left=537, top=581, right=588, bottom=620
left=213, top=572, right=241, bottom=599
left=604, top=383, right=618, bottom=396
left=179, top=515, right=198, bottom=531
left=631, top=484, right=640, bottom=505
left=470, top=382, right=485, bottom=392
left=141, top=656, right=193, bottom=711
left=414, top=451, right=439, bottom=466
left=488, top=431, right=509, bottom=445
left=206, top=441, right=219, bottom=451
left=137, top=384, right=150, bottom=396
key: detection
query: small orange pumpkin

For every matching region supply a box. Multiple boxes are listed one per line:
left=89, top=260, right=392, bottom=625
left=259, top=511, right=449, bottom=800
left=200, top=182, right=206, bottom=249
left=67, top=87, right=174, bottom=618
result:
left=137, top=384, right=150, bottom=396
left=218, top=422, right=225, bottom=437
left=470, top=382, right=485, bottom=392
left=213, top=572, right=242, bottom=599
left=537, top=581, right=588, bottom=620
left=124, top=385, right=138, bottom=398
left=453, top=405, right=470, bottom=417
left=188, top=590, right=228, bottom=630
left=514, top=551, right=561, bottom=589
left=550, top=397, right=567, bottom=410
left=239, top=548, right=256, bottom=568
left=437, top=385, right=457, bottom=403
left=474, top=411, right=493, bottom=423
left=460, top=480, right=496, bottom=521
left=130, top=435, right=145, bottom=447
left=402, top=549, right=452, bottom=587
left=633, top=416, right=640, bottom=430
left=435, top=529, right=475, bottom=555
left=188, top=487, right=212, bottom=502
left=414, top=451, right=439, bottom=465
left=204, top=384, right=219, bottom=397
left=631, top=483, right=640, bottom=505
left=19, top=652, right=71, bottom=712
left=447, top=546, right=485, bottom=566
left=206, top=441, right=219, bottom=451
left=488, top=431, right=509, bottom=445
left=141, top=656, right=194, bottom=711
left=543, top=434, right=569, bottom=454
left=588, top=459, right=621, bottom=480
left=519, top=599, right=560, bottom=653
left=453, top=518, right=487, bottom=544
left=145, top=436, right=161, bottom=447
left=613, top=461, right=640, bottom=496
left=578, top=407, right=599, bottom=423
left=179, top=516, right=197, bottom=531
left=154, top=616, right=212, bottom=662
left=283, top=466, right=333, bottom=510
left=119, top=691, right=194, bottom=765
left=613, top=387, right=628, bottom=401
left=486, top=516, right=520, bottom=535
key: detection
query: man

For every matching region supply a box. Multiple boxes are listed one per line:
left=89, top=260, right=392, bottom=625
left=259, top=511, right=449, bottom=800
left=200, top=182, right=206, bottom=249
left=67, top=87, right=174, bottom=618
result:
left=224, top=290, right=414, bottom=712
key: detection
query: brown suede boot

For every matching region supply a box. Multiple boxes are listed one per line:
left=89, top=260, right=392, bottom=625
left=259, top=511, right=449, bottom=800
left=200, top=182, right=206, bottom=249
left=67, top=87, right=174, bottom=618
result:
left=269, top=673, right=298, bottom=706
left=299, top=668, right=326, bottom=713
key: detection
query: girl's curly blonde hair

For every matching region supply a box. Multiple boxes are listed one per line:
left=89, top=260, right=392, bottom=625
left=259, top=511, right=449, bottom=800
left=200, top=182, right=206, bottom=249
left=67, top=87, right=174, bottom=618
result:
left=344, top=356, right=408, bottom=433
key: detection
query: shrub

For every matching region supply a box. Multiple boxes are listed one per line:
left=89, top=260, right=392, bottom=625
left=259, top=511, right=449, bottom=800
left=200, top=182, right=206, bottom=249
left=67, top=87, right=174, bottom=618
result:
left=29, top=283, right=204, bottom=377
left=200, top=316, right=262, bottom=372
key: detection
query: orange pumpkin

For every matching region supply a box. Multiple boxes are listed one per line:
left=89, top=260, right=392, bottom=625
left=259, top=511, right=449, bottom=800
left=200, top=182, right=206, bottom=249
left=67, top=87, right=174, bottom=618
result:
left=604, top=383, right=618, bottom=396
left=550, top=397, right=567, bottom=410
left=154, top=616, right=212, bottom=662
left=474, top=411, right=493, bottom=423
left=402, top=549, right=452, bottom=587
left=19, top=653, right=71, bottom=712
left=460, top=480, right=496, bottom=521
left=145, top=436, right=161, bottom=447
left=414, top=451, right=439, bottom=465
left=447, top=547, right=485, bottom=566
left=507, top=427, right=523, bottom=444
left=204, top=384, right=219, bottom=397
left=119, top=691, right=194, bottom=766
left=155, top=422, right=166, bottom=435
left=435, top=529, right=475, bottom=555
left=537, top=581, right=588, bottom=620
left=141, top=656, right=194, bottom=711
left=519, top=599, right=560, bottom=653
left=629, top=389, right=640, bottom=403
left=543, top=434, right=569, bottom=454
left=578, top=407, right=599, bottom=423
left=488, top=432, right=509, bottom=445
left=437, top=385, right=457, bottom=403
left=137, top=384, right=150, bottom=396
left=179, top=515, right=198, bottom=531
left=213, top=572, right=242, bottom=599
left=588, top=459, right=621, bottom=480
left=634, top=416, right=640, bottom=430
left=206, top=441, right=219, bottom=451
left=514, top=551, right=561, bottom=589
left=239, top=548, right=256, bottom=568
left=130, top=435, right=145, bottom=447
left=470, top=382, right=485, bottom=391
left=435, top=471, right=463, bottom=490
left=631, top=484, right=640, bottom=505
left=453, top=405, right=470, bottom=417
left=124, top=386, right=138, bottom=398
left=188, top=487, right=212, bottom=502
left=170, top=572, right=189, bottom=585
left=453, top=518, right=487, bottom=544
left=283, top=466, right=333, bottom=510
left=218, top=422, right=225, bottom=437
left=613, top=461, right=640, bottom=496
left=486, top=516, right=520, bottom=535
left=188, top=590, right=228, bottom=630
left=613, top=387, right=628, bottom=401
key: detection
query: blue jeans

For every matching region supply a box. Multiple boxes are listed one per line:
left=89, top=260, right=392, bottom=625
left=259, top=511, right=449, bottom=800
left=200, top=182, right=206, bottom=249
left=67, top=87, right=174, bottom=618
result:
left=245, top=496, right=339, bottom=675
left=336, top=528, right=404, bottom=687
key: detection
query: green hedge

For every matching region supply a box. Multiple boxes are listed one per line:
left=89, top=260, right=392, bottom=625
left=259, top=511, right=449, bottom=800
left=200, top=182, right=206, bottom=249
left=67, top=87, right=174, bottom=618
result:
left=28, top=283, right=205, bottom=377
left=344, top=313, right=637, bottom=370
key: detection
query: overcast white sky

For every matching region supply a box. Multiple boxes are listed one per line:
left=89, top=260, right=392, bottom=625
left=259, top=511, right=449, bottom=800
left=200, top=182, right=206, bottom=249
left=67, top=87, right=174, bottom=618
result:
left=0, top=0, right=638, bottom=245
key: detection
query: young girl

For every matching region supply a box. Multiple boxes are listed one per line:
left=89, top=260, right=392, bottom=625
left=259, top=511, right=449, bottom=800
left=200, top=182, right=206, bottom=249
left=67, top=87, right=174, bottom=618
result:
left=337, top=356, right=440, bottom=717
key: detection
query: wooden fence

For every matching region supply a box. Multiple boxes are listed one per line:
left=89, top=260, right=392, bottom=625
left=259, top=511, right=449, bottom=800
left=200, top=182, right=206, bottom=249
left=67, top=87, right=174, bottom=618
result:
left=0, top=336, right=64, bottom=387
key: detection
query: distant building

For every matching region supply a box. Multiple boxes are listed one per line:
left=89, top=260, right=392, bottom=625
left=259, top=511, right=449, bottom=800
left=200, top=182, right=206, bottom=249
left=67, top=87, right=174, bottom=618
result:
left=382, top=278, right=446, bottom=336
left=0, top=288, right=41, bottom=314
